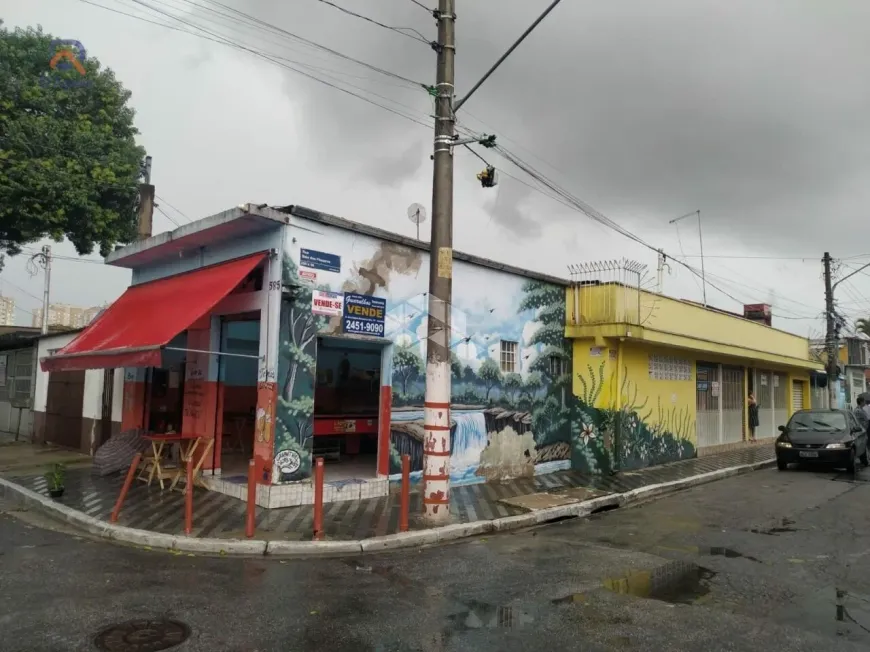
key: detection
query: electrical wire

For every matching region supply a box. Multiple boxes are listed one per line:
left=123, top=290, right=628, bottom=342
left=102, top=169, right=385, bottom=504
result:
left=155, top=194, right=191, bottom=223
left=97, top=0, right=435, bottom=128
left=154, top=205, right=181, bottom=228
left=183, top=0, right=428, bottom=87
left=316, top=0, right=431, bottom=44
left=490, top=143, right=823, bottom=321
left=408, top=0, right=434, bottom=13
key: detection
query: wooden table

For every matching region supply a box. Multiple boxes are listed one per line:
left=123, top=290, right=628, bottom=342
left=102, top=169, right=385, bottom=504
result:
left=139, top=433, right=214, bottom=492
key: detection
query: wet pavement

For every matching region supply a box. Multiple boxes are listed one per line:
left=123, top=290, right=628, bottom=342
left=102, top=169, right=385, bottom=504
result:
left=3, top=461, right=870, bottom=650
left=4, top=444, right=773, bottom=540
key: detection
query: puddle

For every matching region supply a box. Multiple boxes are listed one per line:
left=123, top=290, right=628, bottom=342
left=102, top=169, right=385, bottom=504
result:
left=447, top=600, right=535, bottom=631
left=558, top=560, right=716, bottom=605
left=769, top=586, right=870, bottom=640
left=707, top=547, right=762, bottom=563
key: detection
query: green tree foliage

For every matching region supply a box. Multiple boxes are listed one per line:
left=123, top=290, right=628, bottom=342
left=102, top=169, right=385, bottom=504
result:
left=856, top=318, right=870, bottom=338
left=502, top=372, right=522, bottom=405
left=0, top=25, right=147, bottom=262
left=478, top=357, right=502, bottom=401
left=521, top=371, right=543, bottom=402
left=393, top=345, right=423, bottom=395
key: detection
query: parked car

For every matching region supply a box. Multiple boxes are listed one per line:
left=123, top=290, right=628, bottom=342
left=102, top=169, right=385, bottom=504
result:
left=776, top=409, right=868, bottom=473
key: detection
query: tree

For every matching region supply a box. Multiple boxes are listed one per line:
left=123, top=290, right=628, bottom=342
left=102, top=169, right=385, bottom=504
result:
left=857, top=318, right=870, bottom=338
left=521, top=371, right=544, bottom=402
left=502, top=372, right=523, bottom=405
left=478, top=358, right=502, bottom=402
left=393, top=345, right=423, bottom=395
left=450, top=351, right=463, bottom=380
left=0, top=25, right=146, bottom=263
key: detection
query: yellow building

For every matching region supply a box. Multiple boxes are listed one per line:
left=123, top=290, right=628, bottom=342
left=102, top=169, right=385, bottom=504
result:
left=565, top=277, right=820, bottom=471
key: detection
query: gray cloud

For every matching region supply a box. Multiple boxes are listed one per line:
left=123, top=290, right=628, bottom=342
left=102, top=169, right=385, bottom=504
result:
left=227, top=0, right=870, bottom=251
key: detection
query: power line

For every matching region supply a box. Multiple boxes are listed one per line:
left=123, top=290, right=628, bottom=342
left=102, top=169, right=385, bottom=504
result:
left=408, top=0, right=433, bottom=13
left=154, top=205, right=181, bottom=228
left=316, top=0, right=431, bottom=44
left=155, top=194, right=191, bottom=223
left=184, top=0, right=429, bottom=87
left=95, top=0, right=435, bottom=128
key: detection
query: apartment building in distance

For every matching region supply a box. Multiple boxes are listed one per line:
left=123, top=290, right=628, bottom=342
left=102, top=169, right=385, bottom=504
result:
left=0, top=297, right=15, bottom=326
left=32, top=304, right=103, bottom=330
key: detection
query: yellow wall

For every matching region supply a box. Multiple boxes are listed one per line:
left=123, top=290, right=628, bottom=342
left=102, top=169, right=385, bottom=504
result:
left=572, top=337, right=813, bottom=448
left=566, top=284, right=818, bottom=369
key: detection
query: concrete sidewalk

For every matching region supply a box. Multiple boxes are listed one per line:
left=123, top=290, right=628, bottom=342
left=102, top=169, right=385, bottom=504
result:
left=0, top=442, right=775, bottom=555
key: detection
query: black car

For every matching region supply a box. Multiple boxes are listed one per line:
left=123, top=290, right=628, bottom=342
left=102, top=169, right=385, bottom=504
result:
left=776, top=409, right=869, bottom=473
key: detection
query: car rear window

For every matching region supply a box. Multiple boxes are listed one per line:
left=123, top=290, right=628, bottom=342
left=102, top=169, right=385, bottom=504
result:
left=788, top=412, right=846, bottom=430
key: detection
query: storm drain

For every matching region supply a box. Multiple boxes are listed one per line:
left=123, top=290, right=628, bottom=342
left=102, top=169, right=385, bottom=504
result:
left=94, top=619, right=191, bottom=652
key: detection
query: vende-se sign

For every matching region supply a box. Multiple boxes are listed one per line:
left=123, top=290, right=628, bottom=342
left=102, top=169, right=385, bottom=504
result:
left=311, top=290, right=344, bottom=317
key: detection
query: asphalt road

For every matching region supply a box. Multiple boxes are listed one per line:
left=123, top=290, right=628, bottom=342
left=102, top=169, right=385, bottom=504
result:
left=3, top=464, right=870, bottom=651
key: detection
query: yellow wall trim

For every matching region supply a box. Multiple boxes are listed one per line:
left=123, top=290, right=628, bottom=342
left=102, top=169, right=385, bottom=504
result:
left=565, top=322, right=820, bottom=371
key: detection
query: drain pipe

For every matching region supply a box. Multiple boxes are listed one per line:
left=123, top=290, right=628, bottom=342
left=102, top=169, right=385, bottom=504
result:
left=573, top=282, right=581, bottom=326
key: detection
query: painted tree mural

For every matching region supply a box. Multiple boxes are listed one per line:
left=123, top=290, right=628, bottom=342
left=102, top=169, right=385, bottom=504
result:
left=393, top=345, right=423, bottom=396
left=274, top=257, right=327, bottom=481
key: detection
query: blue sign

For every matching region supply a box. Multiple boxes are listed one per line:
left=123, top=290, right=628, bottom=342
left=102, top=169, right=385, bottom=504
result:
left=343, top=293, right=386, bottom=337
left=300, top=248, right=341, bottom=273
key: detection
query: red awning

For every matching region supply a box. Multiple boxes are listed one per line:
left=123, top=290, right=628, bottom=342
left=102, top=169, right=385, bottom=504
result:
left=41, top=253, right=267, bottom=372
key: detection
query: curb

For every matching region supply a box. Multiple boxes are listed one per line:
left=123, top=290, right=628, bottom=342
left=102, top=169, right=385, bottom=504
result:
left=0, top=458, right=775, bottom=557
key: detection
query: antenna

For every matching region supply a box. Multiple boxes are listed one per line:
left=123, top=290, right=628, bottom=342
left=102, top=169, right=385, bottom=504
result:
left=407, top=203, right=427, bottom=241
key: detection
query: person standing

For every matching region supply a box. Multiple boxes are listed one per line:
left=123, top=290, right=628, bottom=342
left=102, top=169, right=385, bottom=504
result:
left=748, top=392, right=760, bottom=442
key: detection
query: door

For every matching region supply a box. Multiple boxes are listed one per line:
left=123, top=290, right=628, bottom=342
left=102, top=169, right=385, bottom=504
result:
left=44, top=370, right=85, bottom=451
left=791, top=380, right=804, bottom=413
left=773, top=372, right=789, bottom=430
left=100, top=368, right=114, bottom=448
left=756, top=370, right=775, bottom=439
left=695, top=363, right=720, bottom=447
left=721, top=366, right=745, bottom=444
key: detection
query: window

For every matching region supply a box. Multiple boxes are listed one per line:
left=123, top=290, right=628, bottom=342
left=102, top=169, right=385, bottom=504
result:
left=787, top=411, right=846, bottom=432
left=549, top=354, right=564, bottom=377
left=499, top=340, right=518, bottom=373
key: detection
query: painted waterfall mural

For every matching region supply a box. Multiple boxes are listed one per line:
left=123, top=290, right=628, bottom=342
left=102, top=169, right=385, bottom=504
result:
left=273, top=216, right=574, bottom=485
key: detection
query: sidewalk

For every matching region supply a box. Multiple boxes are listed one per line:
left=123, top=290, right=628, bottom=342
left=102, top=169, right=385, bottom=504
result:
left=0, top=442, right=775, bottom=553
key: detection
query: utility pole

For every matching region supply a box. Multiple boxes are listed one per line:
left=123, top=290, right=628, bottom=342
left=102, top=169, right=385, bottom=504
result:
left=31, top=245, right=52, bottom=335
left=823, top=252, right=837, bottom=408
left=422, top=0, right=456, bottom=522
left=138, top=155, right=154, bottom=241
left=421, top=0, right=563, bottom=522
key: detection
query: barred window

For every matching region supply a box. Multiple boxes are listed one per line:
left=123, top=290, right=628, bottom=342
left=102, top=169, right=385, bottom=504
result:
left=549, top=354, right=564, bottom=377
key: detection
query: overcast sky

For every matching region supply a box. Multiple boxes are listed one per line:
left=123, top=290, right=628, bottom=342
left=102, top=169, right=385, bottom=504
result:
left=5, top=0, right=870, bottom=337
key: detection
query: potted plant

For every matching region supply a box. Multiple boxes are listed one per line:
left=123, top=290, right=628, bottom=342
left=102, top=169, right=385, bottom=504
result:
left=45, top=463, right=65, bottom=499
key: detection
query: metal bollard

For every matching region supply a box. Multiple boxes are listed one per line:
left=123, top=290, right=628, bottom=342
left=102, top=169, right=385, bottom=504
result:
left=400, top=454, right=410, bottom=532
left=184, top=456, right=194, bottom=536
left=245, top=459, right=256, bottom=539
left=313, top=457, right=324, bottom=540
left=110, top=452, right=142, bottom=523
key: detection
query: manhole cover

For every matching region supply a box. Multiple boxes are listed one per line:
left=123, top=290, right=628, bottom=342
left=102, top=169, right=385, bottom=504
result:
left=94, top=619, right=190, bottom=652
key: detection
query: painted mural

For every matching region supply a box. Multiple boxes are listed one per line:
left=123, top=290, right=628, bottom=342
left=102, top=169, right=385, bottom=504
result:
left=387, top=275, right=574, bottom=485
left=569, top=359, right=696, bottom=474
left=272, top=217, right=575, bottom=486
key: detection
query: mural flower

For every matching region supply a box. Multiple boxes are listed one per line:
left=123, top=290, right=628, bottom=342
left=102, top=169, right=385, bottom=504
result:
left=580, top=423, right=596, bottom=445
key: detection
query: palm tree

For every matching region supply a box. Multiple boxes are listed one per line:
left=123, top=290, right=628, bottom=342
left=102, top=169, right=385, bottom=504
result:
left=856, top=318, right=870, bottom=338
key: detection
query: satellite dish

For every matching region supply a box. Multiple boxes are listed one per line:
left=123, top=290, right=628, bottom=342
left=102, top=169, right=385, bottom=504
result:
left=407, top=203, right=427, bottom=240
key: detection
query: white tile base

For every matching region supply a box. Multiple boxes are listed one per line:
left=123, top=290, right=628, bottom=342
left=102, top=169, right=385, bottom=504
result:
left=203, top=475, right=390, bottom=509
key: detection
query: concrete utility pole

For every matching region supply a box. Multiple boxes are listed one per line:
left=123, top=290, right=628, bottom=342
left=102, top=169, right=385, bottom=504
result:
left=138, top=155, right=155, bottom=241
left=40, top=245, right=51, bottom=335
left=421, top=0, right=564, bottom=521
left=823, top=252, right=837, bottom=408
left=422, top=0, right=456, bottom=521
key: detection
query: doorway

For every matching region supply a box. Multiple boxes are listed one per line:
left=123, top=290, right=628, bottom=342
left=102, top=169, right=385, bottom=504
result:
left=313, top=336, right=384, bottom=482
left=215, top=315, right=260, bottom=481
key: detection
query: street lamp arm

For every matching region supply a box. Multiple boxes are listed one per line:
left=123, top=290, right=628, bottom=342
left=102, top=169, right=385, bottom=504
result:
left=453, top=0, right=563, bottom=111
left=832, top=259, right=870, bottom=290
